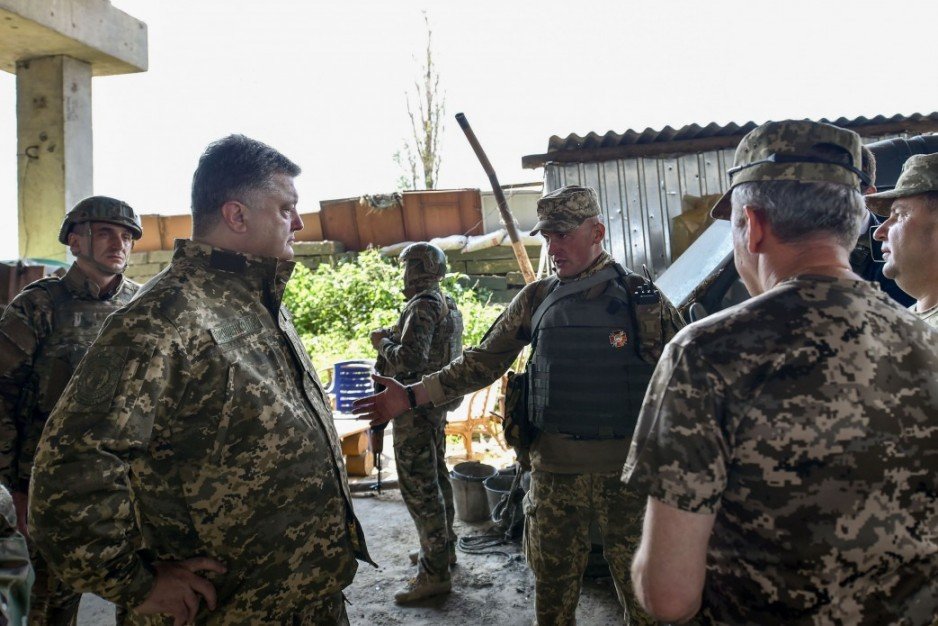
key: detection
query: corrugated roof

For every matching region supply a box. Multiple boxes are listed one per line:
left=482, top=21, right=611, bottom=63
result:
left=522, top=112, right=938, bottom=168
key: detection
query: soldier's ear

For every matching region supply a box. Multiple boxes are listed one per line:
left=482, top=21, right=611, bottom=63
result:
left=743, top=205, right=766, bottom=253
left=592, top=220, right=606, bottom=244
left=220, top=201, right=249, bottom=234
left=66, top=229, right=83, bottom=255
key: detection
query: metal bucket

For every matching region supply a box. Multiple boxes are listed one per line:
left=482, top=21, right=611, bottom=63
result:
left=483, top=473, right=515, bottom=516
left=450, top=462, right=496, bottom=523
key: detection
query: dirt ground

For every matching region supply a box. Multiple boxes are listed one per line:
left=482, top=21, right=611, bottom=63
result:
left=76, top=428, right=624, bottom=625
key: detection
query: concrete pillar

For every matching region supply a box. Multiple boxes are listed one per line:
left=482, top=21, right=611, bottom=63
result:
left=16, top=55, right=92, bottom=261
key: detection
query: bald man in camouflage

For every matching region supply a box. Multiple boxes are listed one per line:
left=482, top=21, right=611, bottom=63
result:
left=0, top=196, right=142, bottom=625
left=627, top=120, right=938, bottom=625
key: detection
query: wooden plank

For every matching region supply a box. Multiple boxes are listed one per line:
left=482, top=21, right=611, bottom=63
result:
left=295, top=211, right=323, bottom=242
left=355, top=203, right=406, bottom=248
left=319, top=199, right=362, bottom=251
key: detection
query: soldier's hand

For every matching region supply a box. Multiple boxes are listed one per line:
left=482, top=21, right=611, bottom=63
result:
left=11, top=490, right=28, bottom=537
left=369, top=329, right=389, bottom=350
left=134, top=557, right=227, bottom=626
left=353, top=375, right=408, bottom=427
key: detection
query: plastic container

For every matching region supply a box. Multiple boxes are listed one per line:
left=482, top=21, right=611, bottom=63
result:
left=483, top=473, right=516, bottom=515
left=450, top=462, right=497, bottom=523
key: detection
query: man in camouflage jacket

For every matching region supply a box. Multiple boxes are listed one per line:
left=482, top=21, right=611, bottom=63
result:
left=356, top=186, right=683, bottom=625
left=626, top=120, right=938, bottom=625
left=0, top=195, right=142, bottom=625
left=29, top=135, right=371, bottom=625
left=370, top=242, right=463, bottom=603
left=0, top=484, right=33, bottom=626
left=870, top=152, right=938, bottom=328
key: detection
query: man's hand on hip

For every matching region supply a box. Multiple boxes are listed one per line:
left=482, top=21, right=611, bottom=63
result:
left=134, top=557, right=227, bottom=626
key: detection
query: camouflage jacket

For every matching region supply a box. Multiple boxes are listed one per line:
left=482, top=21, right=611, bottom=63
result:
left=376, top=287, right=463, bottom=384
left=624, top=276, right=938, bottom=625
left=0, top=484, right=32, bottom=624
left=423, top=252, right=683, bottom=473
left=0, top=263, right=138, bottom=492
left=29, top=240, right=371, bottom=624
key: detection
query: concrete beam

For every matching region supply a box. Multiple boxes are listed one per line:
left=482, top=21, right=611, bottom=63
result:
left=17, top=55, right=93, bottom=260
left=0, top=0, right=147, bottom=76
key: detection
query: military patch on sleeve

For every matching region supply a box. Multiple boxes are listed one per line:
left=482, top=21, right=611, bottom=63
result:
left=210, top=314, right=262, bottom=345
left=74, top=347, right=130, bottom=406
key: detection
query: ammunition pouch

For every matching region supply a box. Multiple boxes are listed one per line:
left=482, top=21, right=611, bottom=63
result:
left=503, top=367, right=537, bottom=449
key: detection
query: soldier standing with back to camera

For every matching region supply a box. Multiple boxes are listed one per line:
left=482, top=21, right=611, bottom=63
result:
left=369, top=242, right=463, bottom=603
left=356, top=185, right=683, bottom=625
left=0, top=196, right=142, bottom=625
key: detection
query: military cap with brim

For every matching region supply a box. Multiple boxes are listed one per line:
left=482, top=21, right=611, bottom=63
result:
left=865, top=152, right=938, bottom=217
left=530, top=185, right=600, bottom=235
left=711, top=120, right=866, bottom=220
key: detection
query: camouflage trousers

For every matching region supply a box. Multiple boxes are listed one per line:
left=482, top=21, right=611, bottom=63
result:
left=522, top=469, right=652, bottom=626
left=28, top=537, right=80, bottom=626
left=392, top=407, right=456, bottom=582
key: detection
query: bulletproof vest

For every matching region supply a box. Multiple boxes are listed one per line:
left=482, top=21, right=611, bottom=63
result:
left=24, top=278, right=138, bottom=416
left=528, top=268, right=658, bottom=439
left=396, top=290, right=463, bottom=381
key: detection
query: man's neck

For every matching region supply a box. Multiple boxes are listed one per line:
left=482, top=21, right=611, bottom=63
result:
left=914, top=292, right=938, bottom=314
left=73, top=259, right=121, bottom=296
left=757, top=239, right=858, bottom=292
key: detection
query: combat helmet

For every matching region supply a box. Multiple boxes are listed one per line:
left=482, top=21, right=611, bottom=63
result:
left=399, top=242, right=447, bottom=280
left=58, top=196, right=143, bottom=244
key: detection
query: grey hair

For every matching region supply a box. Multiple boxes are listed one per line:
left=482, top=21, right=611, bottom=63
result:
left=731, top=181, right=866, bottom=248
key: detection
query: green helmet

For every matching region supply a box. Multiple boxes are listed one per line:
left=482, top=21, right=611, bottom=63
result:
left=399, top=242, right=447, bottom=281
left=58, top=196, right=143, bottom=244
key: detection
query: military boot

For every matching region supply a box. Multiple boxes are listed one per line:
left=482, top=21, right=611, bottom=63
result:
left=393, top=572, right=452, bottom=604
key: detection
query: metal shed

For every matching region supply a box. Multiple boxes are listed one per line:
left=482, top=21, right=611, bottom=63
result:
left=522, top=113, right=938, bottom=278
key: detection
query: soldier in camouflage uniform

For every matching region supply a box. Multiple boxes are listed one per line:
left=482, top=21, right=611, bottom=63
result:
left=870, top=152, right=938, bottom=328
left=626, top=120, right=938, bottom=625
left=0, top=195, right=142, bottom=625
left=356, top=186, right=683, bottom=625
left=0, top=484, right=33, bottom=626
left=370, top=242, right=463, bottom=603
left=28, top=135, right=372, bottom=625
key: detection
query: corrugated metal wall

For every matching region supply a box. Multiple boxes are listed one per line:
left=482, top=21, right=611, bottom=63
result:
left=544, top=135, right=898, bottom=278
left=545, top=148, right=735, bottom=278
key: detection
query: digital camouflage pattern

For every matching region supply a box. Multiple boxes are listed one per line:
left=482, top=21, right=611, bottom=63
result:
left=29, top=240, right=371, bottom=625
left=867, top=152, right=938, bottom=216
left=0, top=262, right=138, bottom=626
left=530, top=185, right=601, bottom=235
left=0, top=263, right=138, bottom=493
left=523, top=470, right=651, bottom=626
left=376, top=285, right=460, bottom=582
left=0, top=484, right=33, bottom=626
left=711, top=120, right=864, bottom=219
left=421, top=250, right=682, bottom=623
left=624, top=275, right=938, bottom=625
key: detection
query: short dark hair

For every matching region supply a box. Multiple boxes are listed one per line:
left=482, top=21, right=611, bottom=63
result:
left=190, top=134, right=301, bottom=237
left=861, top=145, right=876, bottom=191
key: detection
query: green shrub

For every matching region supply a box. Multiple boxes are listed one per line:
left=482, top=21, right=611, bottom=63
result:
left=284, top=249, right=505, bottom=374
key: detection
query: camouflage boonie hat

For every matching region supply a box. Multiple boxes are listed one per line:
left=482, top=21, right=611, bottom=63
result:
left=865, top=153, right=938, bottom=216
left=711, top=120, right=865, bottom=219
left=58, top=196, right=143, bottom=243
left=530, top=185, right=600, bottom=235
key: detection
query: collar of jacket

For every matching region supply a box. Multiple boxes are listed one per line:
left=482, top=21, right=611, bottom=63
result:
left=557, top=250, right=614, bottom=285
left=172, top=239, right=296, bottom=314
left=62, top=261, right=129, bottom=300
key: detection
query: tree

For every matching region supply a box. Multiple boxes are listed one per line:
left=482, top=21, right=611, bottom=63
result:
left=396, top=12, right=444, bottom=191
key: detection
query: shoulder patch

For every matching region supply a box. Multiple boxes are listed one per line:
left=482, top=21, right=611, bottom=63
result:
left=210, top=314, right=263, bottom=345
left=74, top=347, right=129, bottom=406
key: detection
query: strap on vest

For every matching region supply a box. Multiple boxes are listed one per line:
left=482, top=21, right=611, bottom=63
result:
left=530, top=265, right=621, bottom=341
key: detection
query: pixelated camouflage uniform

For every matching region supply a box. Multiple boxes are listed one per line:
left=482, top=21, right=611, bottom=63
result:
left=375, top=285, right=462, bottom=583
left=0, top=262, right=138, bottom=625
left=423, top=251, right=682, bottom=625
left=28, top=240, right=372, bottom=625
left=0, top=484, right=33, bottom=626
left=624, top=276, right=938, bottom=625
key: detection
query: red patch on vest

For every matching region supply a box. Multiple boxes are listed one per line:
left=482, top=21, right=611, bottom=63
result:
left=609, top=330, right=628, bottom=348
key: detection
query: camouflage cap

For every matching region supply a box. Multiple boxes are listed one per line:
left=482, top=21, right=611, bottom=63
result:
left=530, top=185, right=600, bottom=235
left=711, top=120, right=865, bottom=219
left=865, top=153, right=938, bottom=216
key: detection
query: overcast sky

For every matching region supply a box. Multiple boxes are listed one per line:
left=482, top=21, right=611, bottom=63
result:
left=1, top=0, right=937, bottom=258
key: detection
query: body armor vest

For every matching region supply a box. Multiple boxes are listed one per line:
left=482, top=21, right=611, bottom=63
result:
left=528, top=271, right=657, bottom=439
left=24, top=278, right=138, bottom=416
